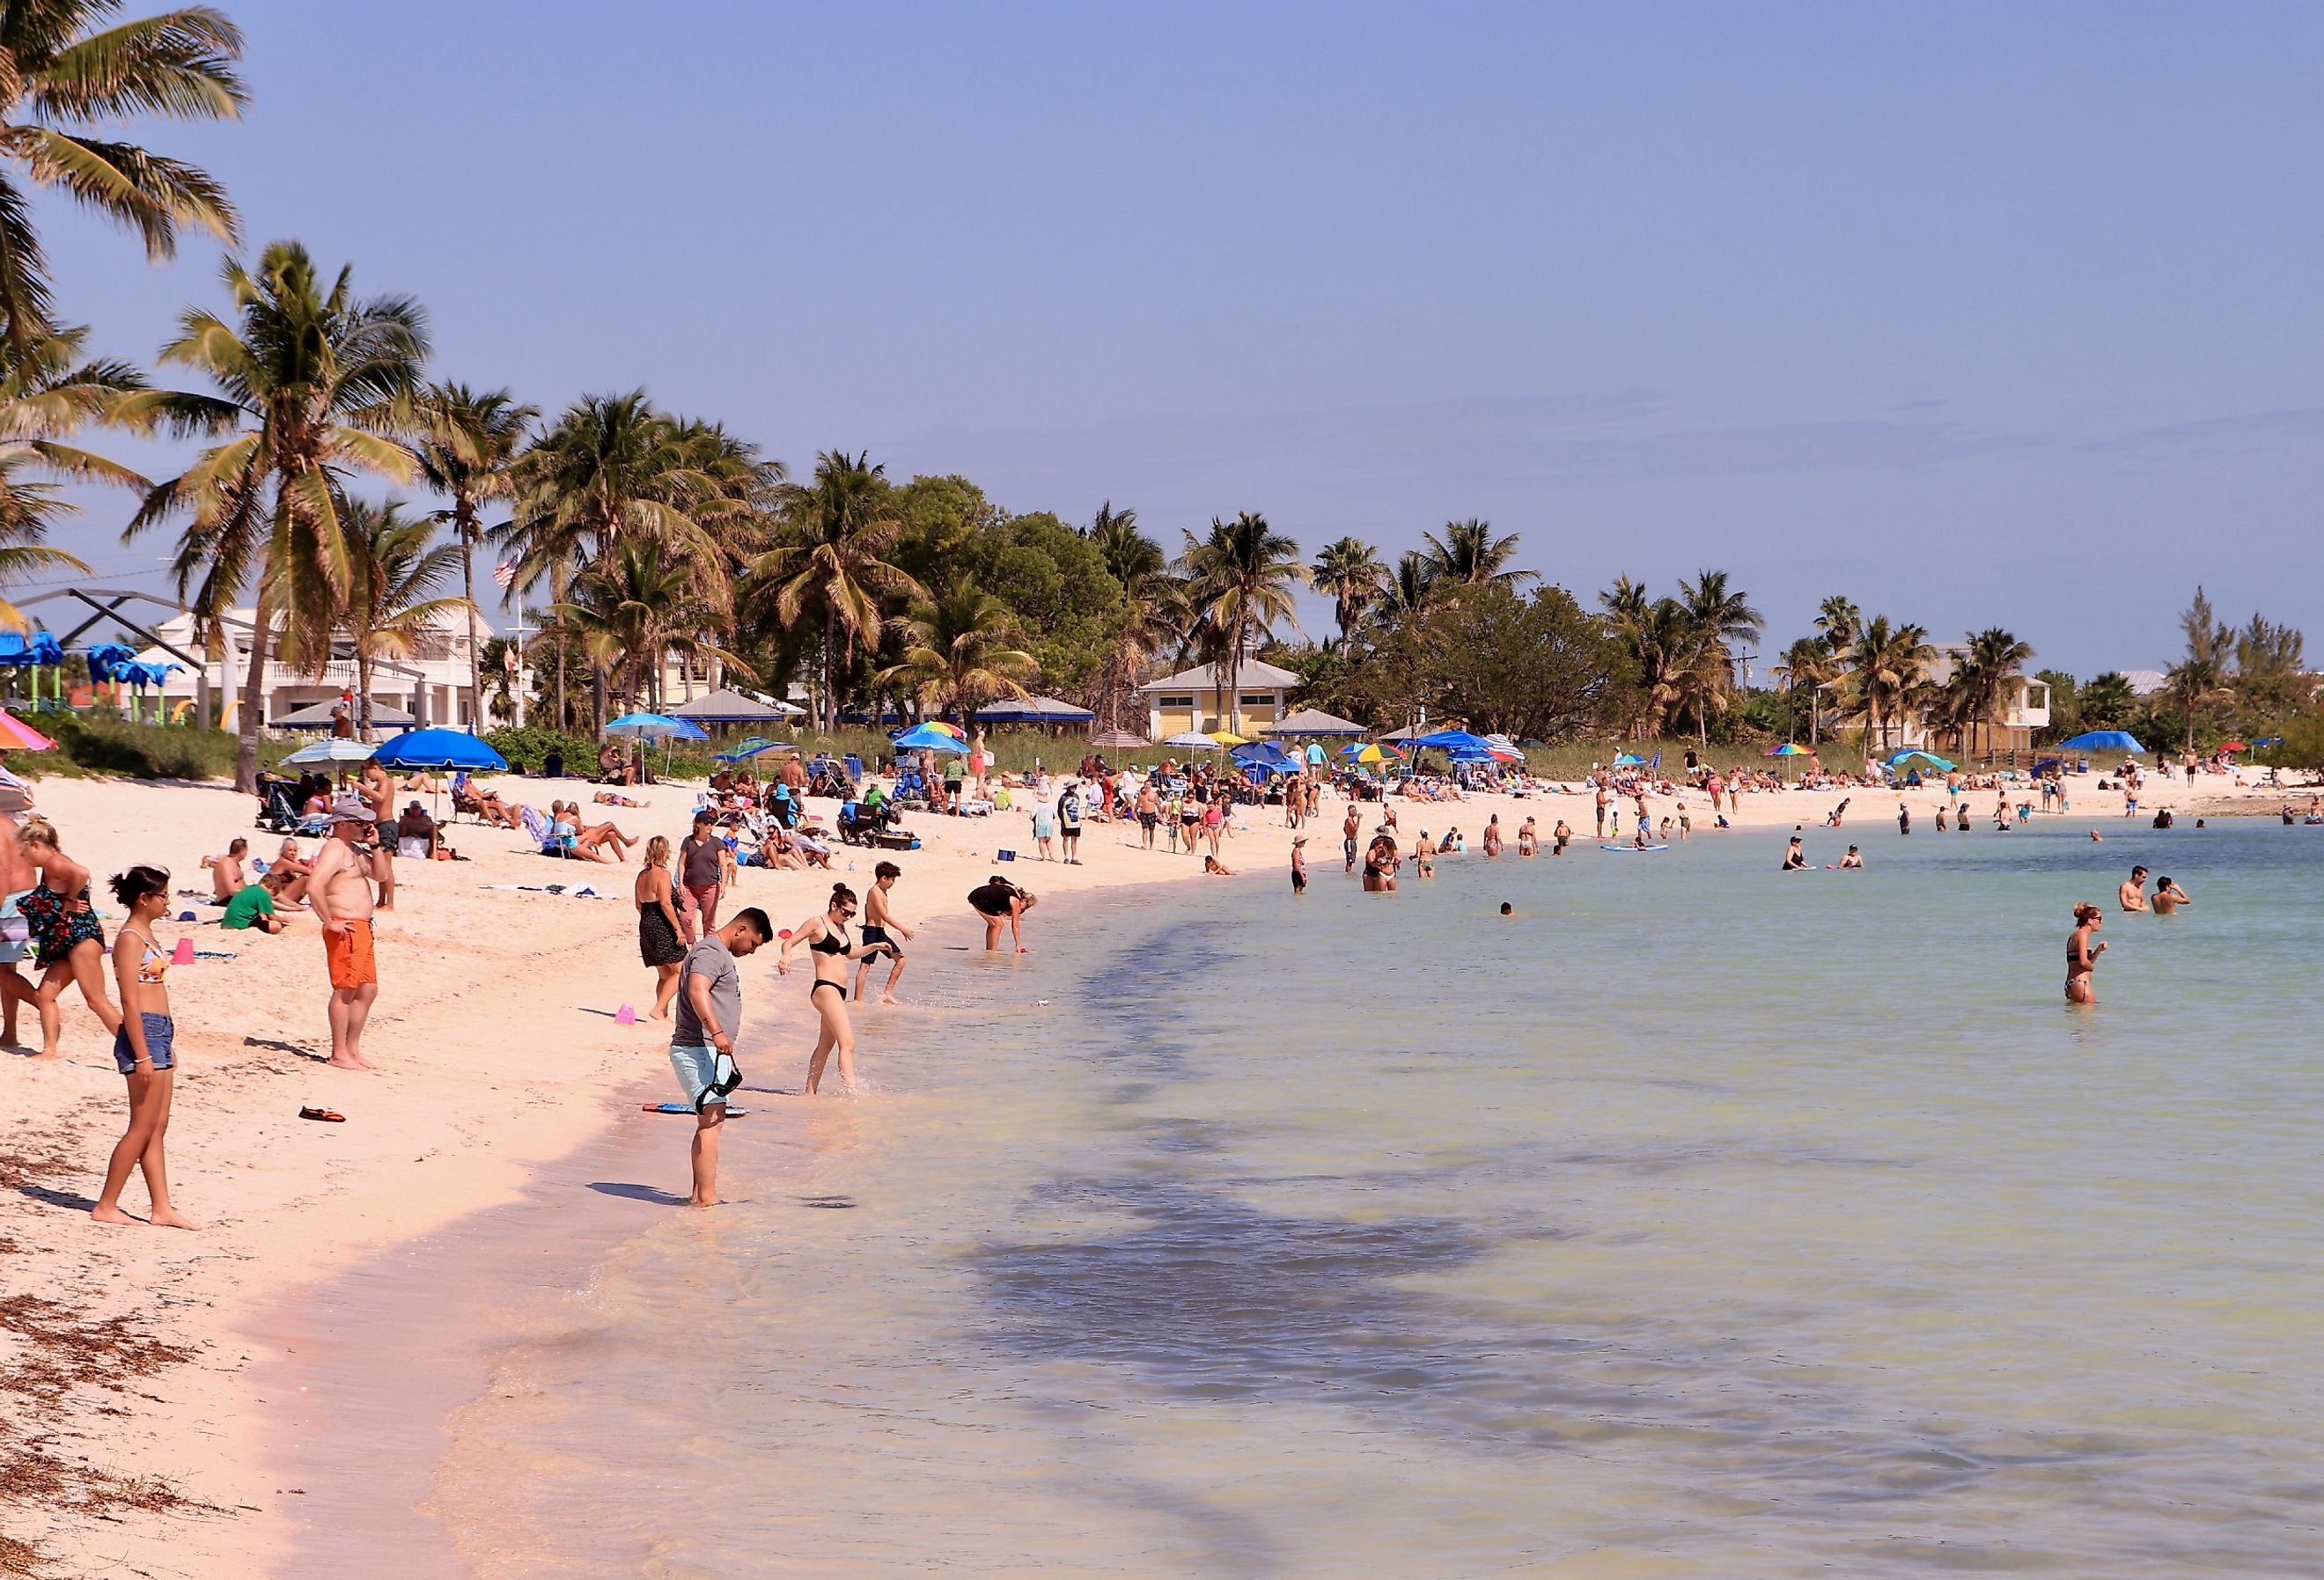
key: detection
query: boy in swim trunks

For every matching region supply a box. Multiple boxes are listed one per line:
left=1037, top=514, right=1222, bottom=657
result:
left=310, top=795, right=380, bottom=1070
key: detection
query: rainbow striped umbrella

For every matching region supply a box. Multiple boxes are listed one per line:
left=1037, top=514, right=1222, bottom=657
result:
left=1766, top=742, right=1809, bottom=756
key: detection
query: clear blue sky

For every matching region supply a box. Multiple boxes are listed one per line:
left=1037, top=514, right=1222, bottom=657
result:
left=39, top=0, right=2324, bottom=677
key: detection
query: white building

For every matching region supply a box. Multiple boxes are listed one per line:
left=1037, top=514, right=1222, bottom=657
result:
left=134, top=607, right=519, bottom=731
left=1896, top=645, right=2052, bottom=755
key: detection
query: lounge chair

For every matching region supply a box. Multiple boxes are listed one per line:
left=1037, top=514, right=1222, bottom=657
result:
left=518, top=804, right=574, bottom=858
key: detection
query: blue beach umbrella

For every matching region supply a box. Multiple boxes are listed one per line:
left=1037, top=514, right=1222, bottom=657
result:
left=1612, top=753, right=1646, bottom=768
left=605, top=711, right=706, bottom=740
left=371, top=729, right=508, bottom=772
left=892, top=722, right=969, bottom=753
left=1886, top=750, right=1956, bottom=771
left=1411, top=728, right=1497, bottom=753
left=2059, top=729, right=2145, bottom=754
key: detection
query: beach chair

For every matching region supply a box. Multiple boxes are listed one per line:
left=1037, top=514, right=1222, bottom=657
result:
left=518, top=805, right=573, bottom=857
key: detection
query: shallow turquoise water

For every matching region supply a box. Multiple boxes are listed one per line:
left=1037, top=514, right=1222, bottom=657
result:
left=435, top=819, right=2324, bottom=1578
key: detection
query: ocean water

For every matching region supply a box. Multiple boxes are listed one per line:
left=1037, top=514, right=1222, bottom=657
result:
left=428, top=816, right=2324, bottom=1578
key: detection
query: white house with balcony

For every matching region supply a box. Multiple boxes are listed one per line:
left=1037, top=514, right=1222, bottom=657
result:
left=134, top=606, right=519, bottom=731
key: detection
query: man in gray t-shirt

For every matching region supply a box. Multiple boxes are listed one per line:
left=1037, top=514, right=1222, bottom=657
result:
left=669, top=908, right=771, bottom=1207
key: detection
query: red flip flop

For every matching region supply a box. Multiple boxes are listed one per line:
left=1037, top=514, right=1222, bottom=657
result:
left=298, top=1106, right=346, bottom=1122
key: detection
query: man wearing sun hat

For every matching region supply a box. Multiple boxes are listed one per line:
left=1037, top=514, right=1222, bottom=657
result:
left=308, top=793, right=381, bottom=1070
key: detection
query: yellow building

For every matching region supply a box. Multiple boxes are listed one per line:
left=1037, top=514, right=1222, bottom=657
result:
left=1140, top=659, right=1298, bottom=739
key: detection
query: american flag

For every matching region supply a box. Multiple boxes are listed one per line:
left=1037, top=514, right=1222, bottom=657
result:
left=491, top=560, right=518, bottom=591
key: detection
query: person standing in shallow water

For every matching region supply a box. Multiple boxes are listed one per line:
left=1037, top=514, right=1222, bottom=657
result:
left=2066, top=902, right=2107, bottom=1003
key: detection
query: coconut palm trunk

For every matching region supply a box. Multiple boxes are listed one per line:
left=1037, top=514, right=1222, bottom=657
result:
left=237, top=617, right=270, bottom=791
left=460, top=521, right=481, bottom=731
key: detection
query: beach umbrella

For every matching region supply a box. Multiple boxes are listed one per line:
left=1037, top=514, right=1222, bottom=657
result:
left=1261, top=707, right=1368, bottom=739
left=1163, top=730, right=1223, bottom=749
left=1886, top=749, right=1955, bottom=771
left=2058, top=729, right=2145, bottom=753
left=1230, top=741, right=1298, bottom=775
left=1210, top=730, right=1251, bottom=746
left=714, top=736, right=796, bottom=763
left=0, top=709, right=57, bottom=752
left=280, top=738, right=378, bottom=767
left=371, top=729, right=508, bottom=771
left=1087, top=728, right=1150, bottom=749
left=1339, top=741, right=1401, bottom=765
left=2254, top=736, right=2283, bottom=748
left=668, top=687, right=801, bottom=725
left=605, top=711, right=706, bottom=739
left=1412, top=728, right=1497, bottom=753
left=1612, top=753, right=1646, bottom=768
left=1766, top=742, right=1809, bottom=756
left=2219, top=739, right=2249, bottom=753
left=892, top=722, right=969, bottom=753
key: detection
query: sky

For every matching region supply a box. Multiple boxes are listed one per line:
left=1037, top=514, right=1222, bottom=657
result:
left=33, top=0, right=2324, bottom=678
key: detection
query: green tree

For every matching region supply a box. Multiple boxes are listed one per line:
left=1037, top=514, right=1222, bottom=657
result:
left=1085, top=506, right=1182, bottom=735
left=122, top=241, right=430, bottom=790
left=1423, top=583, right=1636, bottom=742
left=749, top=450, right=923, bottom=730
left=1310, top=535, right=1386, bottom=645
left=2078, top=672, right=2136, bottom=730
left=874, top=577, right=1034, bottom=731
left=0, top=0, right=246, bottom=348
left=2162, top=585, right=2235, bottom=752
left=552, top=538, right=737, bottom=715
left=2035, top=668, right=2079, bottom=741
left=338, top=496, right=466, bottom=739
left=1960, top=627, right=2034, bottom=761
left=411, top=382, right=536, bottom=731
left=2233, top=613, right=2306, bottom=717
left=1180, top=510, right=1305, bottom=734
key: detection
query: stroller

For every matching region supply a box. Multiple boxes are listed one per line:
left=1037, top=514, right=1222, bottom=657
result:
left=257, top=780, right=331, bottom=836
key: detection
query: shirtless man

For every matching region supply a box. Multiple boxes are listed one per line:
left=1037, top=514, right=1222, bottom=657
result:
left=1594, top=779, right=1610, bottom=838
left=2118, top=865, right=2149, bottom=914
left=202, top=836, right=249, bottom=901
left=358, top=759, right=396, bottom=911
left=310, top=796, right=382, bottom=1069
left=1342, top=805, right=1362, bottom=873
left=2151, top=875, right=2192, bottom=915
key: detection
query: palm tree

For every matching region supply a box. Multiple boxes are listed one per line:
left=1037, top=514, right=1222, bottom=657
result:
left=337, top=496, right=467, bottom=739
left=874, top=577, right=1034, bottom=732
left=1375, top=550, right=1438, bottom=630
left=0, top=2, right=246, bottom=348
left=1179, top=511, right=1305, bottom=733
left=1961, top=627, right=2034, bottom=761
left=748, top=450, right=923, bottom=730
left=0, top=322, right=151, bottom=626
left=1815, top=595, right=1861, bottom=655
left=2078, top=672, right=2136, bottom=730
left=1842, top=615, right=1934, bottom=753
left=412, top=382, right=536, bottom=731
left=121, top=241, right=430, bottom=790
left=1776, top=636, right=1839, bottom=746
left=1084, top=504, right=1181, bottom=733
left=499, top=393, right=746, bottom=728
left=1421, top=518, right=1532, bottom=592
left=1310, top=535, right=1386, bottom=645
left=1676, top=570, right=1763, bottom=748
left=552, top=538, right=738, bottom=715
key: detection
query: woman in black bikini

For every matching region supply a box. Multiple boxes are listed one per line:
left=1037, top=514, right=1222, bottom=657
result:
left=14, top=814, right=122, bottom=1058
left=2066, top=902, right=2107, bottom=1004
left=776, top=882, right=864, bottom=1095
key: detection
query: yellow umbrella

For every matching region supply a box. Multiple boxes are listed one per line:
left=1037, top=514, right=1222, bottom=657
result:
left=1210, top=731, right=1251, bottom=746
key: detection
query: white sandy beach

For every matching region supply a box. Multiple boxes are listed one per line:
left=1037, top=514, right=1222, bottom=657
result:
left=0, top=762, right=2292, bottom=1576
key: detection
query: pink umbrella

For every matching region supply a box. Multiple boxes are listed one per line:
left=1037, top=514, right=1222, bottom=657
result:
left=0, top=710, right=57, bottom=752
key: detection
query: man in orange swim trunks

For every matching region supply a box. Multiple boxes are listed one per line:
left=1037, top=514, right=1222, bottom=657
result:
left=309, top=794, right=380, bottom=1070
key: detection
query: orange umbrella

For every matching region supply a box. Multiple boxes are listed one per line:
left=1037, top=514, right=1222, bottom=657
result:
left=0, top=710, right=57, bottom=751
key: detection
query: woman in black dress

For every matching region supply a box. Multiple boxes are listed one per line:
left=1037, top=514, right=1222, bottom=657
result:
left=634, top=835, right=687, bottom=1018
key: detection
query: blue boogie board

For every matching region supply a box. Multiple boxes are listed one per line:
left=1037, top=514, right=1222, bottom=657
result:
left=1601, top=843, right=1670, bottom=852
